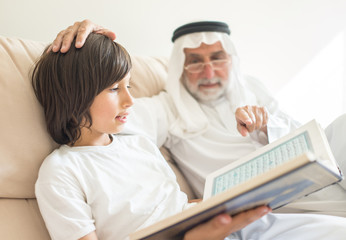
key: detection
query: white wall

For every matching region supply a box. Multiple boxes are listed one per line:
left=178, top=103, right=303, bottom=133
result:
left=1, top=0, right=346, bottom=126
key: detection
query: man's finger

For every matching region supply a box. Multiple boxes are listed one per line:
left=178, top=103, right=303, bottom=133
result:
left=95, top=29, right=117, bottom=41
left=74, top=20, right=99, bottom=48
left=236, top=107, right=253, bottom=125
left=246, top=109, right=256, bottom=132
left=51, top=30, right=67, bottom=52
left=262, top=107, right=268, bottom=126
left=237, top=123, right=249, bottom=137
left=235, top=107, right=255, bottom=136
left=60, top=22, right=82, bottom=53
left=253, top=108, right=263, bottom=130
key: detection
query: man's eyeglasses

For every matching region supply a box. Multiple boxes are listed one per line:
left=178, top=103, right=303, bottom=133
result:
left=184, top=59, right=230, bottom=73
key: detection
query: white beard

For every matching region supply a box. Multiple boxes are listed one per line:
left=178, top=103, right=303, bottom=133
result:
left=183, top=76, right=228, bottom=103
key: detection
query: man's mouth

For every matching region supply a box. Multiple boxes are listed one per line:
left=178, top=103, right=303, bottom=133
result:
left=199, top=82, right=220, bottom=88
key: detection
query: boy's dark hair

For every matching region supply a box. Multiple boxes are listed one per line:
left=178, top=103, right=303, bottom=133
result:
left=32, top=33, right=132, bottom=145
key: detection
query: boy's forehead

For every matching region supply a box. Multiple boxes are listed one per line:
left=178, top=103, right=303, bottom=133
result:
left=120, top=72, right=131, bottom=83
left=110, top=72, right=131, bottom=86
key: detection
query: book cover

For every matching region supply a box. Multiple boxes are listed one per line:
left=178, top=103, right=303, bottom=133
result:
left=130, top=120, right=343, bottom=240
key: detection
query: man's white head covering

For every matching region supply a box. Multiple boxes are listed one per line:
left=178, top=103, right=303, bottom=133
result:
left=166, top=21, right=277, bottom=139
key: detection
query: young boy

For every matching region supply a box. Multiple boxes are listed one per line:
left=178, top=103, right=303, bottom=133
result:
left=32, top=33, right=269, bottom=240
left=33, top=32, right=346, bottom=240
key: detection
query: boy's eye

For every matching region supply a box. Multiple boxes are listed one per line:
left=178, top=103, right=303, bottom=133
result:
left=110, top=88, right=119, bottom=92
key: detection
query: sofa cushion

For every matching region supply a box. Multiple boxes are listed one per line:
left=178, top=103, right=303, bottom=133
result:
left=130, top=55, right=168, bottom=98
left=0, top=37, right=55, bottom=198
left=0, top=36, right=169, bottom=198
left=0, top=198, right=50, bottom=239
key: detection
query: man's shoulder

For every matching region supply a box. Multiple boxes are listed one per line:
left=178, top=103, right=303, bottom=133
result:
left=325, top=114, right=346, bottom=139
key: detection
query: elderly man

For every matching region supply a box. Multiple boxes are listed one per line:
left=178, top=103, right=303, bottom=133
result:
left=52, top=20, right=346, bottom=239
left=154, top=20, right=346, bottom=214
left=128, top=21, right=300, bottom=197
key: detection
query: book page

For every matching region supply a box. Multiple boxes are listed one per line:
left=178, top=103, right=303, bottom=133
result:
left=204, top=120, right=341, bottom=200
left=211, top=131, right=313, bottom=196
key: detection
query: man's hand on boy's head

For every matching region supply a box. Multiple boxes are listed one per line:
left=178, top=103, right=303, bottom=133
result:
left=50, top=19, right=116, bottom=53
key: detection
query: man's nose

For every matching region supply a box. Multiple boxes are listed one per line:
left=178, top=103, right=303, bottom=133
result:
left=202, top=62, right=215, bottom=79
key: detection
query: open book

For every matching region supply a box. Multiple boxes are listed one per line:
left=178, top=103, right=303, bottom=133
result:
left=130, top=120, right=343, bottom=240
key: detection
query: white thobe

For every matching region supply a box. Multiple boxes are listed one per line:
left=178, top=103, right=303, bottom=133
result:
left=125, top=92, right=298, bottom=198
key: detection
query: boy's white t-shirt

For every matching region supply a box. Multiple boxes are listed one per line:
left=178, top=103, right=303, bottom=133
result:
left=35, top=134, right=189, bottom=240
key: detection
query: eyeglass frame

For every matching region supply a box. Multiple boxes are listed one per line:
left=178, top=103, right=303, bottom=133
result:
left=183, top=58, right=231, bottom=73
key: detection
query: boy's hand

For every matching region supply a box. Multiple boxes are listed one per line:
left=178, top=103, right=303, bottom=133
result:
left=184, top=206, right=271, bottom=240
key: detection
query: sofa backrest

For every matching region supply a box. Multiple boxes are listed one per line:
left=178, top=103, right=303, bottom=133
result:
left=0, top=36, right=168, bottom=198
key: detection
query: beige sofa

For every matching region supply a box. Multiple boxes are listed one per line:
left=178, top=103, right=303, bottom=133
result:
left=0, top=36, right=195, bottom=240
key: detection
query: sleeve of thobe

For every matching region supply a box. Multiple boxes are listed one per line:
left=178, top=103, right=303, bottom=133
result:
left=123, top=92, right=170, bottom=147
left=266, top=109, right=301, bottom=143
left=243, top=75, right=301, bottom=144
left=325, top=114, right=346, bottom=190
